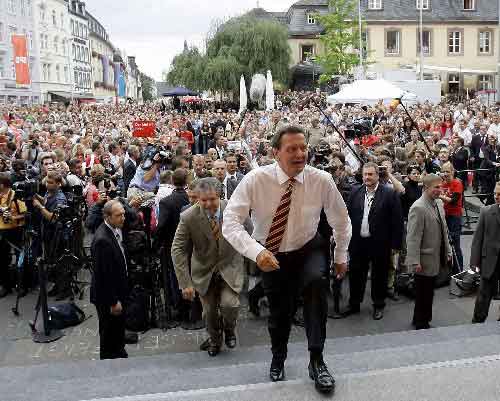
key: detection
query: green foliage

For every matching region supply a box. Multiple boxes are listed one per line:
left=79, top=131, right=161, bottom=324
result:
left=140, top=73, right=155, bottom=101
left=167, top=16, right=291, bottom=94
left=316, top=0, right=366, bottom=83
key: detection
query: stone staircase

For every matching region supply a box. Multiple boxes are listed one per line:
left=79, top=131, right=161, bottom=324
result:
left=3, top=322, right=500, bottom=401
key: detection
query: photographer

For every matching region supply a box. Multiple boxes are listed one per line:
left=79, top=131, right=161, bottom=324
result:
left=66, top=158, right=85, bottom=189
left=0, top=173, right=27, bottom=298
left=127, top=153, right=162, bottom=200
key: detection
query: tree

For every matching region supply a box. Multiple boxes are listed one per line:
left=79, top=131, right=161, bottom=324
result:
left=140, top=73, right=155, bottom=102
left=316, top=0, right=367, bottom=83
left=167, top=16, right=291, bottom=95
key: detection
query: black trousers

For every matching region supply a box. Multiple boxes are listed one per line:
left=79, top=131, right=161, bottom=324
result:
left=96, top=305, right=127, bottom=360
left=413, top=275, right=436, bottom=328
left=349, top=239, right=391, bottom=310
left=262, top=235, right=329, bottom=363
left=473, top=264, right=500, bottom=323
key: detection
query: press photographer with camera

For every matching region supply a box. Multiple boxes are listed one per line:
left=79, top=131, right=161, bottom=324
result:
left=127, top=147, right=168, bottom=199
left=0, top=173, right=27, bottom=298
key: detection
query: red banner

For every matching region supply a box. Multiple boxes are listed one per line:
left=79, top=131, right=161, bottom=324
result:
left=11, top=35, right=30, bottom=85
left=133, top=121, right=156, bottom=138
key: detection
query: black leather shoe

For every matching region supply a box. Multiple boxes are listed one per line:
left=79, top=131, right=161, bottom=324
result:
left=207, top=341, right=221, bottom=357
left=224, top=330, right=237, bottom=349
left=124, top=331, right=139, bottom=344
left=341, top=306, right=360, bottom=318
left=308, top=358, right=335, bottom=393
left=200, top=338, right=210, bottom=351
left=269, top=360, right=285, bottom=382
left=373, top=308, right=384, bottom=320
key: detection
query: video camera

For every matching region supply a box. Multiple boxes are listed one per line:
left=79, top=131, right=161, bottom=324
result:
left=12, top=179, right=40, bottom=201
left=344, top=118, right=373, bottom=140
left=142, top=144, right=173, bottom=170
left=311, top=143, right=335, bottom=173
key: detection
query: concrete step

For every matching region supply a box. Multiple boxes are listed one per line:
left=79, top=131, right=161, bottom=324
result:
left=80, top=354, right=500, bottom=401
left=2, top=322, right=500, bottom=401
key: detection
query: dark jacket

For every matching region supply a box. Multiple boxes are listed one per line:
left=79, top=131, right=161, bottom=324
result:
left=122, top=159, right=137, bottom=195
left=401, top=180, right=422, bottom=220
left=470, top=133, right=488, bottom=160
left=226, top=172, right=244, bottom=200
left=347, top=183, right=404, bottom=255
left=470, top=204, right=500, bottom=279
left=156, top=188, right=190, bottom=248
left=90, top=223, right=129, bottom=308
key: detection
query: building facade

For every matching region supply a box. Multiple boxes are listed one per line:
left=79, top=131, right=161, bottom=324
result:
left=35, top=0, right=74, bottom=103
left=67, top=0, right=92, bottom=99
left=255, top=0, right=499, bottom=94
left=87, top=10, right=115, bottom=103
left=0, top=0, right=41, bottom=104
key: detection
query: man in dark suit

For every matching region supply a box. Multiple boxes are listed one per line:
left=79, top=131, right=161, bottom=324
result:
left=90, top=200, right=129, bottom=360
left=470, top=124, right=488, bottom=191
left=155, top=168, right=190, bottom=317
left=471, top=182, right=500, bottom=323
left=224, top=152, right=244, bottom=200
left=123, top=145, right=140, bottom=196
left=344, top=162, right=403, bottom=320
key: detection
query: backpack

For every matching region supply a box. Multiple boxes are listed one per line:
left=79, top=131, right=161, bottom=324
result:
left=124, top=285, right=150, bottom=333
left=48, top=302, right=87, bottom=330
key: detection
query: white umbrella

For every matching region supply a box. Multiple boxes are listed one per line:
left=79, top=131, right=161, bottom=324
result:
left=265, top=70, right=275, bottom=111
left=238, top=75, right=247, bottom=116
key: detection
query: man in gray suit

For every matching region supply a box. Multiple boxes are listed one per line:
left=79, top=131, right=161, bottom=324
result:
left=171, top=178, right=247, bottom=356
left=472, top=182, right=500, bottom=323
left=407, top=174, right=452, bottom=330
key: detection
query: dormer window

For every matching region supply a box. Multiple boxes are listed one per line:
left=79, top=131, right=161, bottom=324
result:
left=307, top=13, right=316, bottom=25
left=463, top=0, right=475, bottom=10
left=416, top=0, right=429, bottom=10
left=368, top=0, right=383, bottom=10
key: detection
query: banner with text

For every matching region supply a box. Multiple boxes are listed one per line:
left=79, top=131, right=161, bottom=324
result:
left=133, top=121, right=156, bottom=138
left=12, top=35, right=30, bottom=85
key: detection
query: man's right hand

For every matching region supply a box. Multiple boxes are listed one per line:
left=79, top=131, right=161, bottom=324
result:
left=182, top=287, right=195, bottom=301
left=110, top=301, right=123, bottom=316
left=256, top=250, right=280, bottom=272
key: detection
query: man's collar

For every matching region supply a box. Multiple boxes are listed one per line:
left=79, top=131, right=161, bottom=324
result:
left=276, top=163, right=304, bottom=185
left=366, top=183, right=379, bottom=194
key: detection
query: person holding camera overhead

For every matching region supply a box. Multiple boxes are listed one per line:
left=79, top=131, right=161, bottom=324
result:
left=127, top=152, right=162, bottom=200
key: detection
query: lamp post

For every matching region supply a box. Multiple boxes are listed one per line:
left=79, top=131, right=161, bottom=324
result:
left=419, top=0, right=424, bottom=81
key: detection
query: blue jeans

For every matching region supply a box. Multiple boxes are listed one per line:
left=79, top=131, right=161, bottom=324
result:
left=446, top=215, right=463, bottom=272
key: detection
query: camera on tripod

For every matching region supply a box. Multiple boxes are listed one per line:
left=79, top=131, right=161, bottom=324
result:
left=344, top=118, right=373, bottom=140
left=12, top=179, right=40, bottom=201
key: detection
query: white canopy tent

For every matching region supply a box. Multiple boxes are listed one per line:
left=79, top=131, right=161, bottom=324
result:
left=327, top=79, right=417, bottom=105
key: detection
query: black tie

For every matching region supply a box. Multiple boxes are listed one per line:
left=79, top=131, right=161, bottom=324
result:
left=220, top=183, right=225, bottom=200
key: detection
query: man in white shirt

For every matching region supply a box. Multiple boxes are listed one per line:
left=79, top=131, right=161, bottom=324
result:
left=223, top=125, right=352, bottom=394
left=454, top=119, right=473, bottom=146
left=487, top=114, right=500, bottom=141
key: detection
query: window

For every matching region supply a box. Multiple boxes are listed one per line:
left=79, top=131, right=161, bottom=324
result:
left=448, top=30, right=462, bottom=54
left=52, top=10, right=57, bottom=26
left=416, top=0, right=429, bottom=9
left=64, top=66, right=69, bottom=83
left=417, top=29, right=431, bottom=55
left=27, top=0, right=32, bottom=17
left=47, top=64, right=51, bottom=81
left=21, top=0, right=27, bottom=16
left=60, top=13, right=64, bottom=30
left=448, top=73, right=460, bottom=94
left=74, top=70, right=78, bottom=86
left=54, top=37, right=58, bottom=54
left=479, top=31, right=491, bottom=54
left=84, top=26, right=88, bottom=39
left=62, top=39, right=66, bottom=55
left=368, top=0, right=383, bottom=10
left=71, top=20, right=75, bottom=35
left=40, top=8, right=45, bottom=22
left=7, top=0, right=16, bottom=14
left=463, top=0, right=475, bottom=10
left=385, top=30, right=401, bottom=55
left=77, top=46, right=81, bottom=61
left=56, top=65, right=60, bottom=82
left=72, top=43, right=76, bottom=59
left=84, top=47, right=89, bottom=63
left=307, top=13, right=316, bottom=25
left=301, top=44, right=314, bottom=62
left=0, top=56, right=4, bottom=78
left=478, top=75, right=493, bottom=90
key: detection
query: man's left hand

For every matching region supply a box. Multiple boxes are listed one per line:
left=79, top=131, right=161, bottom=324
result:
left=32, top=198, right=42, bottom=209
left=333, top=263, right=347, bottom=280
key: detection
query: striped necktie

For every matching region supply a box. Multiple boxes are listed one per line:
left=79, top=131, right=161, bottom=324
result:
left=265, top=178, right=296, bottom=254
left=209, top=215, right=220, bottom=241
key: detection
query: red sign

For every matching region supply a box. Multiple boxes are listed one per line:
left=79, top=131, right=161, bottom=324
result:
left=12, top=35, right=30, bottom=85
left=133, top=121, right=156, bottom=138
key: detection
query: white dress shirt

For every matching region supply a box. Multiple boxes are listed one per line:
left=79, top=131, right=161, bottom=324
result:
left=104, top=221, right=127, bottom=270
left=222, top=163, right=352, bottom=264
left=360, top=184, right=378, bottom=238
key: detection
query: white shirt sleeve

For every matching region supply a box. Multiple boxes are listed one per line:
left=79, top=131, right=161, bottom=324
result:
left=222, top=174, right=265, bottom=262
left=323, top=176, right=352, bottom=264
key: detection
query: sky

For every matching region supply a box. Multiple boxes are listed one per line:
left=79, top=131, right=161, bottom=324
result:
left=83, top=0, right=295, bottom=82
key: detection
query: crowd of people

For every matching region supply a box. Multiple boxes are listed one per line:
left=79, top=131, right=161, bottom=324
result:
left=0, top=90, right=499, bottom=393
